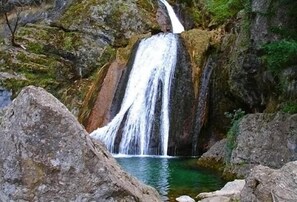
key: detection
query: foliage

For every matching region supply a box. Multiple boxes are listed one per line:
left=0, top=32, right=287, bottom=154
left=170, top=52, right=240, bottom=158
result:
left=282, top=102, right=297, bottom=114
left=205, top=0, right=244, bottom=24
left=263, top=39, right=297, bottom=73
left=224, top=109, right=245, bottom=161
left=224, top=108, right=245, bottom=124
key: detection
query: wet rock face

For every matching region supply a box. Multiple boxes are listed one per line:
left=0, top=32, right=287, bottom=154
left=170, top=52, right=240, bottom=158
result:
left=85, top=61, right=125, bottom=132
left=240, top=161, right=297, bottom=202
left=0, top=86, right=161, bottom=201
left=156, top=5, right=171, bottom=32
left=168, top=37, right=195, bottom=155
left=226, top=113, right=297, bottom=177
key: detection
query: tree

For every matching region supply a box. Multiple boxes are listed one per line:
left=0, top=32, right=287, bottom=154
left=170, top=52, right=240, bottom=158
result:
left=0, top=0, right=25, bottom=48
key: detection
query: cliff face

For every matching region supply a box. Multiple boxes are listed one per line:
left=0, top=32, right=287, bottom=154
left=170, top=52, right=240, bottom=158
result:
left=195, top=0, right=297, bottom=177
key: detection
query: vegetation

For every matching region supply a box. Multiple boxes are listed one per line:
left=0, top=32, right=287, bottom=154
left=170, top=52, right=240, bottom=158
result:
left=205, top=0, right=244, bottom=24
left=282, top=101, right=297, bottom=114
left=224, top=109, right=245, bottom=161
left=1, top=0, right=23, bottom=47
left=263, top=39, right=297, bottom=73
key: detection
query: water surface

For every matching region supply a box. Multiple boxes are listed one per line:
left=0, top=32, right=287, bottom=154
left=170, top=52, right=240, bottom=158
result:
left=116, top=156, right=226, bottom=201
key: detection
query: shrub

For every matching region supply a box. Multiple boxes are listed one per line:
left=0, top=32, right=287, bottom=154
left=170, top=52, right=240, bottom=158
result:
left=205, top=0, right=244, bottom=24
left=263, top=39, right=297, bottom=73
left=282, top=102, right=297, bottom=114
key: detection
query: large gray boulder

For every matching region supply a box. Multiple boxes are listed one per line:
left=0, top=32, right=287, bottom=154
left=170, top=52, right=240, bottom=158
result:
left=227, top=112, right=297, bottom=177
left=240, top=161, right=297, bottom=202
left=0, top=86, right=161, bottom=201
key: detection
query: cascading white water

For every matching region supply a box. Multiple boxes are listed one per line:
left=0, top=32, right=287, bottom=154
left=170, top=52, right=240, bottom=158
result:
left=90, top=0, right=184, bottom=156
left=91, top=33, right=177, bottom=155
left=159, top=0, right=184, bottom=33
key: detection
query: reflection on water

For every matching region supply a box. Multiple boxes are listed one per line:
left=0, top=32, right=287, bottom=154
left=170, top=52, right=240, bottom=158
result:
left=116, top=156, right=225, bottom=201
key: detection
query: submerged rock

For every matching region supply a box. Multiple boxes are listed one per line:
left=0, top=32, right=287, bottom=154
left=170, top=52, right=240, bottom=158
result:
left=0, top=86, right=161, bottom=201
left=240, top=161, right=297, bottom=202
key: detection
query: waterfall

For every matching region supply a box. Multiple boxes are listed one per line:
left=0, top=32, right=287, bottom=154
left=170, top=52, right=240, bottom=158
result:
left=159, top=0, right=184, bottom=33
left=192, top=58, right=214, bottom=155
left=90, top=0, right=184, bottom=156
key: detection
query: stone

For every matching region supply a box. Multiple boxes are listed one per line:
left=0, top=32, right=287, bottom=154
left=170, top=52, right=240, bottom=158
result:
left=176, top=195, right=196, bottom=202
left=225, top=112, right=297, bottom=177
left=197, top=139, right=227, bottom=172
left=0, top=86, right=161, bottom=201
left=198, top=196, right=230, bottom=202
left=197, top=179, right=245, bottom=201
left=240, top=161, right=297, bottom=202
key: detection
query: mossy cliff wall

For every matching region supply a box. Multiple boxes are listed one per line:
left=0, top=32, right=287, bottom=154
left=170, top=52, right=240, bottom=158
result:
left=0, top=0, right=159, bottom=115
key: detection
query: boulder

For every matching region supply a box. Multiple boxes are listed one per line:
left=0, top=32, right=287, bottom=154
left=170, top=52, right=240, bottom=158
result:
left=0, top=86, right=161, bottom=201
left=240, top=161, right=297, bottom=202
left=197, top=139, right=227, bottom=172
left=197, top=179, right=245, bottom=202
left=226, top=112, right=297, bottom=177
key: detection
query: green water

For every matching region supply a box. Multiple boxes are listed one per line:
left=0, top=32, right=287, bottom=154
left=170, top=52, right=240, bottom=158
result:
left=116, top=156, right=226, bottom=201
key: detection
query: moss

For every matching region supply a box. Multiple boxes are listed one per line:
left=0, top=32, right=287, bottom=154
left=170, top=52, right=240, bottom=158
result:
left=98, top=45, right=116, bottom=68
left=27, top=42, right=44, bottom=54
left=17, top=25, right=82, bottom=53
left=190, top=8, right=203, bottom=26
left=0, top=79, right=31, bottom=98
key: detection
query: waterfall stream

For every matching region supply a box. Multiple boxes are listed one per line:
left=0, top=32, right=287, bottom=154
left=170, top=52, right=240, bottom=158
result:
left=90, top=0, right=184, bottom=156
left=192, top=58, right=214, bottom=155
